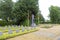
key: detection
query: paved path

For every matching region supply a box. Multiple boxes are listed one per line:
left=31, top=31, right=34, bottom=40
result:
left=7, top=25, right=60, bottom=40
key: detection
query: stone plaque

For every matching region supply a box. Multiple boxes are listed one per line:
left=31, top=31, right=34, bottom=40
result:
left=16, top=30, right=20, bottom=33
left=8, top=30, right=13, bottom=34
left=0, top=32, right=3, bottom=35
left=22, top=27, right=25, bottom=32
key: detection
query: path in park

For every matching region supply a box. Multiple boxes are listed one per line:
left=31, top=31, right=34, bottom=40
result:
left=7, top=25, right=60, bottom=40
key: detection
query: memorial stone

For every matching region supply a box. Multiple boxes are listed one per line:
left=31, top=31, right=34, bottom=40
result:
left=22, top=27, right=25, bottom=32
left=8, top=30, right=13, bottom=34
left=16, top=30, right=20, bottom=33
left=0, top=32, right=3, bottom=35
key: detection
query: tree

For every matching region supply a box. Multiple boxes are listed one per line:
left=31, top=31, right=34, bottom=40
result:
left=12, top=0, right=39, bottom=25
left=35, top=11, right=44, bottom=24
left=0, top=0, right=13, bottom=22
left=49, top=5, right=60, bottom=23
left=0, top=0, right=42, bottom=26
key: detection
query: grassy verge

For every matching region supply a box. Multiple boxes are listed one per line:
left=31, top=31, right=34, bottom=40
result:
left=0, top=27, right=38, bottom=40
left=0, top=27, right=22, bottom=33
left=41, top=26, right=52, bottom=28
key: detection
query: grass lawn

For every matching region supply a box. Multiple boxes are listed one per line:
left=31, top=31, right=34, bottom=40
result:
left=0, top=26, right=38, bottom=40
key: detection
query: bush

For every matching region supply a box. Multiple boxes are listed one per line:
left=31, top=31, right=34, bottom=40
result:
left=0, top=20, right=7, bottom=26
left=22, top=19, right=31, bottom=26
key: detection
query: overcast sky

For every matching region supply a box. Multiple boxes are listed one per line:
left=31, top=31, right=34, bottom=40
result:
left=39, top=0, right=60, bottom=20
left=13, top=0, right=60, bottom=20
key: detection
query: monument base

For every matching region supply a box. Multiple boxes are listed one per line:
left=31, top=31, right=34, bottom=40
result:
left=31, top=23, right=36, bottom=27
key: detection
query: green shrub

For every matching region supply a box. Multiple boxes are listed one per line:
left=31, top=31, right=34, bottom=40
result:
left=0, top=20, right=7, bottom=26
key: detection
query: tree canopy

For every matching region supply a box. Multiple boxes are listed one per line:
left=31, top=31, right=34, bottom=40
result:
left=0, top=0, right=44, bottom=26
left=49, top=5, right=60, bottom=23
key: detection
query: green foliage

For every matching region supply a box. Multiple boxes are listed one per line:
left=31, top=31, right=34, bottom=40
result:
left=0, top=20, right=7, bottom=26
left=49, top=5, right=60, bottom=23
left=0, top=0, right=13, bottom=21
left=0, top=0, right=44, bottom=26
left=35, top=11, right=44, bottom=24
left=12, top=0, right=39, bottom=25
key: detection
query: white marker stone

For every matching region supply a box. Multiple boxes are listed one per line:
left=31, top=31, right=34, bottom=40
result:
left=8, top=30, right=13, bottom=34
left=0, top=32, right=3, bottom=35
left=22, top=27, right=25, bottom=32
left=16, top=30, right=20, bottom=33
